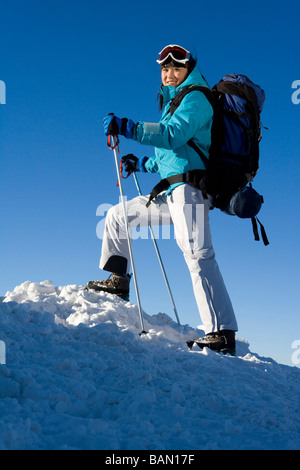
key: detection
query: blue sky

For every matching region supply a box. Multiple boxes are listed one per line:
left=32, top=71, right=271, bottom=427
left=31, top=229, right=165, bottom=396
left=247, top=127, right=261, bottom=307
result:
left=1, top=0, right=300, bottom=367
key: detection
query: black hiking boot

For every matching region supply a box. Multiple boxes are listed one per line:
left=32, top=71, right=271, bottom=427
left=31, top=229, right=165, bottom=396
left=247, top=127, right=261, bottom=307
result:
left=85, top=273, right=131, bottom=300
left=187, top=330, right=236, bottom=356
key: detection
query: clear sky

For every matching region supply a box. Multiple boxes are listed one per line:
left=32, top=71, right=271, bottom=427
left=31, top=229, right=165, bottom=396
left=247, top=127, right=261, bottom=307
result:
left=1, top=0, right=300, bottom=367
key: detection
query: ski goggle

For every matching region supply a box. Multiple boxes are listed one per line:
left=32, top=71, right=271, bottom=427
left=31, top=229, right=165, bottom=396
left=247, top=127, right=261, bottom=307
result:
left=156, top=45, right=190, bottom=65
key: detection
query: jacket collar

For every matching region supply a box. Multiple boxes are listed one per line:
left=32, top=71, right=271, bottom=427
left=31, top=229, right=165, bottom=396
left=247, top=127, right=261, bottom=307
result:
left=160, top=67, right=209, bottom=105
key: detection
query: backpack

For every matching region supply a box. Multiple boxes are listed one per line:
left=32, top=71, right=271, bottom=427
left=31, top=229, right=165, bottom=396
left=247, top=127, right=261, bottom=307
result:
left=146, top=73, right=269, bottom=245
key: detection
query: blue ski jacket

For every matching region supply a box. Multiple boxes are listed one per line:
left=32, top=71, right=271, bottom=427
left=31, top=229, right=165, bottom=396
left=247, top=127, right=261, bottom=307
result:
left=133, top=67, right=213, bottom=192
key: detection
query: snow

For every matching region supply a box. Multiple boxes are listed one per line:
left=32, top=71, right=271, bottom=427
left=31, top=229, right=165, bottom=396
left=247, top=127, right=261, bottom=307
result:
left=0, top=280, right=300, bottom=450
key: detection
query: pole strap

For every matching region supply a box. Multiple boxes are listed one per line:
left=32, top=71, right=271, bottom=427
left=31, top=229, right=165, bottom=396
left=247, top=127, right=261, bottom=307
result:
left=107, top=134, right=120, bottom=150
left=107, top=135, right=125, bottom=186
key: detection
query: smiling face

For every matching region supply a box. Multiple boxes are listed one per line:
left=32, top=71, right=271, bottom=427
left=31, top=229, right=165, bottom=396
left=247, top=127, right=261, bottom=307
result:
left=161, top=65, right=189, bottom=87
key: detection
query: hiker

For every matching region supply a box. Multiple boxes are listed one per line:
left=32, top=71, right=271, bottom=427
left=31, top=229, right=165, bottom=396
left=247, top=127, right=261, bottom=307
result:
left=87, top=44, right=238, bottom=354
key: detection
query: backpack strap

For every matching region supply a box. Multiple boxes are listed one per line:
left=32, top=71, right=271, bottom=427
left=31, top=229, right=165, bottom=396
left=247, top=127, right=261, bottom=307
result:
left=187, top=139, right=209, bottom=169
left=169, top=85, right=217, bottom=170
left=146, top=86, right=217, bottom=208
left=169, top=85, right=215, bottom=117
left=251, top=216, right=269, bottom=246
left=146, top=170, right=206, bottom=208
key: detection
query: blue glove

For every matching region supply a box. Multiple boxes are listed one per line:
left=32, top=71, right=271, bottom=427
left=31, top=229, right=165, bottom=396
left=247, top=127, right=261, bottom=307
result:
left=103, top=113, right=136, bottom=139
left=121, top=154, right=139, bottom=173
left=121, top=154, right=149, bottom=174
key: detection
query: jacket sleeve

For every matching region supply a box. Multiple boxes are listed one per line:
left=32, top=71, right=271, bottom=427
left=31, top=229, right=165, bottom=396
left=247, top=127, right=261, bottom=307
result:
left=133, top=90, right=213, bottom=150
left=143, top=154, right=160, bottom=173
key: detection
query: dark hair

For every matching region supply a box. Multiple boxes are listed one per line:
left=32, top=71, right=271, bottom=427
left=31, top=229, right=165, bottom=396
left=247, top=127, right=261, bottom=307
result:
left=158, top=55, right=197, bottom=110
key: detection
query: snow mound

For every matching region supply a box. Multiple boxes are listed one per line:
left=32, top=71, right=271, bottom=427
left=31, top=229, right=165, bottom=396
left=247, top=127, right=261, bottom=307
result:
left=0, top=280, right=300, bottom=450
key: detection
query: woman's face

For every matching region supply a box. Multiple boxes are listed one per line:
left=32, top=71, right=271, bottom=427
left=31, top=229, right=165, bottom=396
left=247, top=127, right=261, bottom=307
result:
left=161, top=66, right=188, bottom=87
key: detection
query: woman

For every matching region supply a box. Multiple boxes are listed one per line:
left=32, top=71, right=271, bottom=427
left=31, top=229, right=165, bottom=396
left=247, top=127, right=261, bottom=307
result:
left=87, top=45, right=238, bottom=354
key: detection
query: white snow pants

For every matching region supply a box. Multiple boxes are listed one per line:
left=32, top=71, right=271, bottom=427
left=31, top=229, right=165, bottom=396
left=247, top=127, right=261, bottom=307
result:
left=100, top=184, right=238, bottom=334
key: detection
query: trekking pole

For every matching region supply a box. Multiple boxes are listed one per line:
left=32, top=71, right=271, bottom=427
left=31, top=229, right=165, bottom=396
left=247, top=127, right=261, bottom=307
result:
left=108, top=135, right=147, bottom=335
left=132, top=172, right=181, bottom=326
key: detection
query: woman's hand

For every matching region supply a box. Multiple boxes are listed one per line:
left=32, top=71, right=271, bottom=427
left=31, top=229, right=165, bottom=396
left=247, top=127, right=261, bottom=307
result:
left=103, top=113, right=136, bottom=139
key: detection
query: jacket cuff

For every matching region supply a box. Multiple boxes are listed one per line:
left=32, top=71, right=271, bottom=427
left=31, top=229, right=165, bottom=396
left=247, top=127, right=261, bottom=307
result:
left=133, top=121, right=160, bottom=142
left=137, top=156, right=149, bottom=172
